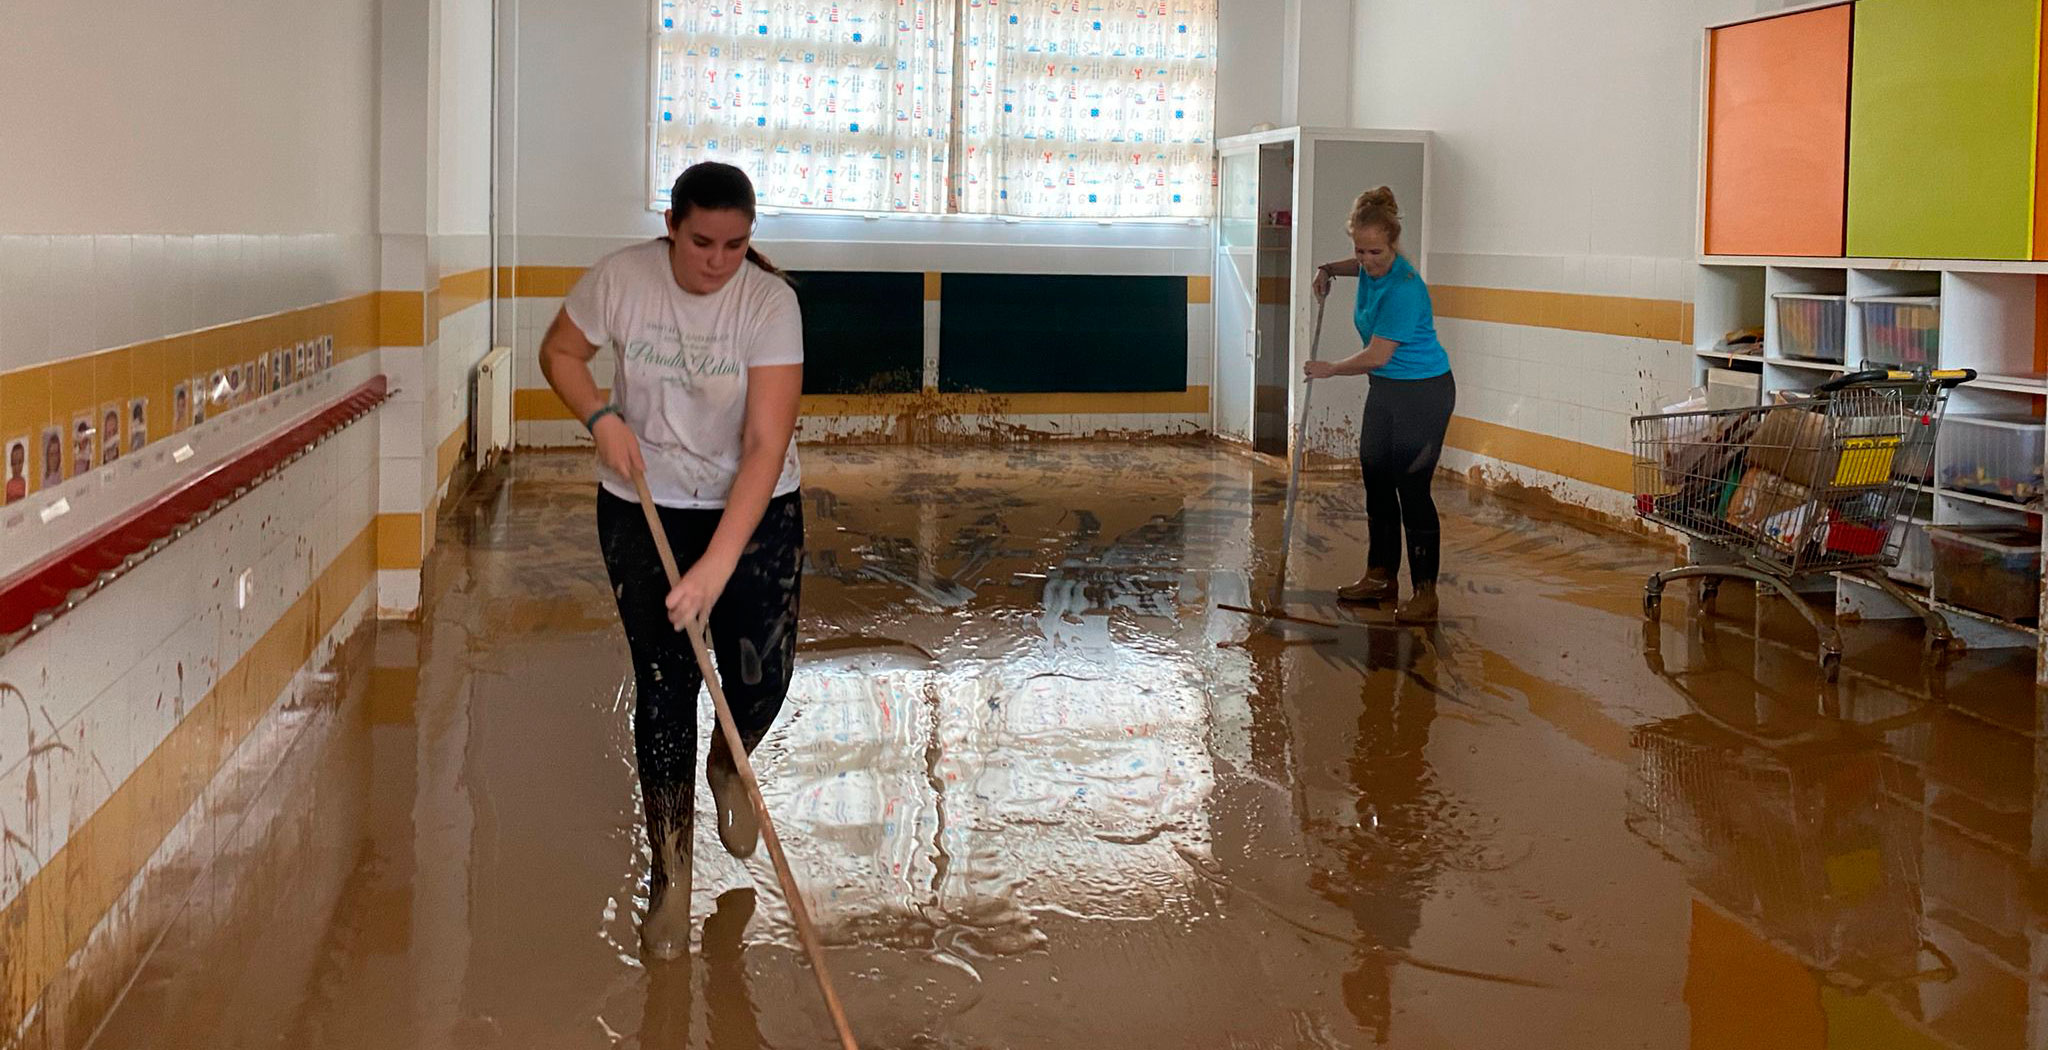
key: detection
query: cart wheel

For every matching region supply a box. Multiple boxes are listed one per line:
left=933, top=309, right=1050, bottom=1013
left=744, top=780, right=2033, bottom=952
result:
left=1643, top=589, right=1662, bottom=624
left=1699, top=577, right=1722, bottom=613
left=1820, top=650, right=1842, bottom=682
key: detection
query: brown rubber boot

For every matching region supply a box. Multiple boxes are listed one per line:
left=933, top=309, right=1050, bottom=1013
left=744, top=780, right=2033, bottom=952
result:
left=1337, top=569, right=1398, bottom=604
left=641, top=827, right=693, bottom=961
left=707, top=741, right=759, bottom=859
left=1396, top=583, right=1439, bottom=624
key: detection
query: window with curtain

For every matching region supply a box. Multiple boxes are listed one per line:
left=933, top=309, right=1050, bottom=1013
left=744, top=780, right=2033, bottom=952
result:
left=653, top=0, right=1217, bottom=219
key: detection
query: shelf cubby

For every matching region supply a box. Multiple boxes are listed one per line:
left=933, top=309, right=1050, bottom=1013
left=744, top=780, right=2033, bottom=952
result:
left=1688, top=260, right=2046, bottom=649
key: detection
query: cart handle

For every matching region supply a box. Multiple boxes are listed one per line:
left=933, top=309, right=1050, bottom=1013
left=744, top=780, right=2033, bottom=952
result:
left=1814, top=367, right=1976, bottom=394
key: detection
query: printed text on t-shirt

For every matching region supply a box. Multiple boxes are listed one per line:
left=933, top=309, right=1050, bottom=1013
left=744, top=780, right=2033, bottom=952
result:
left=624, top=331, right=743, bottom=387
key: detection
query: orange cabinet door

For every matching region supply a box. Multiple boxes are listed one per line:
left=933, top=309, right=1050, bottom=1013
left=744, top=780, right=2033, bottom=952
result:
left=1704, top=5, right=1853, bottom=257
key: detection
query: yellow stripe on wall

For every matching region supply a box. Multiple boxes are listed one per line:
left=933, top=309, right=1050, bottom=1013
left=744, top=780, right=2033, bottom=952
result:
left=423, top=493, right=442, bottom=564
left=0, top=518, right=376, bottom=1030
left=0, top=294, right=379, bottom=498
left=1444, top=414, right=1635, bottom=492
left=376, top=512, right=423, bottom=571
left=1432, top=285, right=1694, bottom=344
left=515, top=387, right=594, bottom=422
left=377, top=290, right=426, bottom=348
left=436, top=423, right=467, bottom=487
left=509, top=266, right=586, bottom=298
left=437, top=268, right=491, bottom=320
left=383, top=265, right=490, bottom=345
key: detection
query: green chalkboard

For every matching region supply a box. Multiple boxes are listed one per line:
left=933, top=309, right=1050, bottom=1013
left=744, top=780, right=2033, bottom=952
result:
left=937, top=274, right=1188, bottom=393
left=788, top=271, right=924, bottom=394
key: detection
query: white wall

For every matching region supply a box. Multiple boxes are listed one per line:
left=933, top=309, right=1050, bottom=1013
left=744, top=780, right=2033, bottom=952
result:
left=1348, top=0, right=1759, bottom=509
left=0, top=0, right=378, bottom=237
left=433, top=0, right=497, bottom=468
left=0, top=0, right=381, bottom=375
left=0, top=365, right=382, bottom=1042
left=1351, top=1, right=1754, bottom=266
left=1283, top=0, right=1353, bottom=128
left=439, top=0, right=496, bottom=237
left=0, top=0, right=388, bottom=1033
left=373, top=0, right=496, bottom=619
left=1217, top=0, right=1286, bottom=138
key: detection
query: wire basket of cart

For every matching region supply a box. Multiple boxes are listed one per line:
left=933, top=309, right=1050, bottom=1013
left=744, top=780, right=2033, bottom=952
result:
left=1631, top=368, right=1976, bottom=679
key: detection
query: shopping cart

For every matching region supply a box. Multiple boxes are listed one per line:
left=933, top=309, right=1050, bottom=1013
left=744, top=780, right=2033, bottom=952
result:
left=1632, top=368, right=1975, bottom=679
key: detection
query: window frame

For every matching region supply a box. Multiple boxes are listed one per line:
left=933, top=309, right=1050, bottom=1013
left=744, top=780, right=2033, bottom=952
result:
left=643, top=1, right=1218, bottom=223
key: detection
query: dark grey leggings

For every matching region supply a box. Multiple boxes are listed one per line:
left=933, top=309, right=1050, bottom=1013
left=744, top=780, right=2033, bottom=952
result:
left=597, top=489, right=803, bottom=885
left=1359, top=371, right=1456, bottom=587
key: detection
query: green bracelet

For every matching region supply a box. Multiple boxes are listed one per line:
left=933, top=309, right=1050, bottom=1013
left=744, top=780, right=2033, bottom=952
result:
left=584, top=404, right=621, bottom=432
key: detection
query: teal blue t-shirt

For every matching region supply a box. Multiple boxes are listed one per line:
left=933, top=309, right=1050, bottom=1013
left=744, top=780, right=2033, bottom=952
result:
left=1354, top=254, right=1451, bottom=380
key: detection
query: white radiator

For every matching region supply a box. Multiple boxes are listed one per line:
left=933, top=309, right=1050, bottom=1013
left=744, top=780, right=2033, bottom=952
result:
left=473, top=346, right=514, bottom=468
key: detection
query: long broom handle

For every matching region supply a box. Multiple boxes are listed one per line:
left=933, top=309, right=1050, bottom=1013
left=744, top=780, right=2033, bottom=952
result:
left=1271, top=291, right=1328, bottom=609
left=630, top=471, right=860, bottom=1050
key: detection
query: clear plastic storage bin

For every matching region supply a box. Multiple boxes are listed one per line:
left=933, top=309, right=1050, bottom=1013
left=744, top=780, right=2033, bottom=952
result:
left=1929, top=525, right=2042, bottom=624
left=1773, top=293, right=1846, bottom=362
left=1707, top=366, right=1760, bottom=409
left=1856, top=296, right=1939, bottom=368
left=1937, top=416, right=2046, bottom=505
left=1892, top=518, right=1934, bottom=587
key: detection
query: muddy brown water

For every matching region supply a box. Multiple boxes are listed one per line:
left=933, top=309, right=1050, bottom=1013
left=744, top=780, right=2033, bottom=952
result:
left=87, top=443, right=2041, bottom=1049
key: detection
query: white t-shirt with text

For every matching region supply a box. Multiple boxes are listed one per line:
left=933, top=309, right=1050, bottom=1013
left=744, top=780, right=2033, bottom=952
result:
left=563, top=240, right=803, bottom=509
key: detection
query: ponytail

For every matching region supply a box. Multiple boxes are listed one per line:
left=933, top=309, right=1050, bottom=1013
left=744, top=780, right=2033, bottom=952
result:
left=745, top=245, right=794, bottom=286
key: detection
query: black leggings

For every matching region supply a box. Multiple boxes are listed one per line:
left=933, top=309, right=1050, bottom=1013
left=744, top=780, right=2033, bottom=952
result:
left=597, top=489, right=804, bottom=880
left=1359, top=372, right=1456, bottom=587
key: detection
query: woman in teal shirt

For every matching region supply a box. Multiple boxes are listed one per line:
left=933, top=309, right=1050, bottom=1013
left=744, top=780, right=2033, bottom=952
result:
left=1306, top=186, right=1455, bottom=623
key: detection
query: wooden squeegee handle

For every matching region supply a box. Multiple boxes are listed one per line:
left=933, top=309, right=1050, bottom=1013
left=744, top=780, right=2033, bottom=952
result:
left=630, top=470, right=859, bottom=1050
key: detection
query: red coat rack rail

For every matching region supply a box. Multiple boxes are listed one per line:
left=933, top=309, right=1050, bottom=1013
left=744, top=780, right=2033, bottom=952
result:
left=0, top=375, right=392, bottom=655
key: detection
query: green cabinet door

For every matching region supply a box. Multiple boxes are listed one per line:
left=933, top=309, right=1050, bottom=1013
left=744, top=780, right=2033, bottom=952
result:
left=1847, top=0, right=2040, bottom=260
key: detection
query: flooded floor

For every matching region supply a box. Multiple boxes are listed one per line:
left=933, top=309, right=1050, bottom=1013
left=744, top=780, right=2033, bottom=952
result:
left=98, top=442, right=2043, bottom=1049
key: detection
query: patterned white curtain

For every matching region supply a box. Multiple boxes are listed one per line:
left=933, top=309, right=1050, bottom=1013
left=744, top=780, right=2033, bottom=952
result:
left=652, top=0, right=1217, bottom=218
left=953, top=0, right=1217, bottom=218
left=654, top=0, right=955, bottom=213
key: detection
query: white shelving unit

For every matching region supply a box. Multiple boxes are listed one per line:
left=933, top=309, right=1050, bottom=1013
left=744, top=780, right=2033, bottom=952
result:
left=1691, top=257, right=2046, bottom=656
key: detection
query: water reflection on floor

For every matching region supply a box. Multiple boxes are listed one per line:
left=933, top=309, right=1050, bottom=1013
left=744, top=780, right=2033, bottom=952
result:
left=99, top=443, right=2043, bottom=1050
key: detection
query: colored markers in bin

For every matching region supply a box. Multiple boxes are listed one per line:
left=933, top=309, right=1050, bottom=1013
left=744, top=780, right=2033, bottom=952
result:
left=1857, top=296, right=1938, bottom=368
left=1773, top=294, right=1845, bottom=362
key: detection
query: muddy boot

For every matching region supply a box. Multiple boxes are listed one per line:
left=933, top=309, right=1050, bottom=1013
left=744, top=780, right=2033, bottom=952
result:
left=1396, top=583, right=1439, bottom=624
left=707, top=741, right=759, bottom=859
left=641, top=827, right=693, bottom=962
left=1337, top=569, right=1398, bottom=604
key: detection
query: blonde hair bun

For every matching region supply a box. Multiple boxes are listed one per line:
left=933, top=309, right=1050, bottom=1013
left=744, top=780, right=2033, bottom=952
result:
left=1356, top=186, right=1398, bottom=213
left=1347, top=185, right=1403, bottom=243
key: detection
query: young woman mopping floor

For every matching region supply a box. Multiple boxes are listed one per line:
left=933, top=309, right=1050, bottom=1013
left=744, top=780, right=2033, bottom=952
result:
left=538, top=161, right=806, bottom=960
